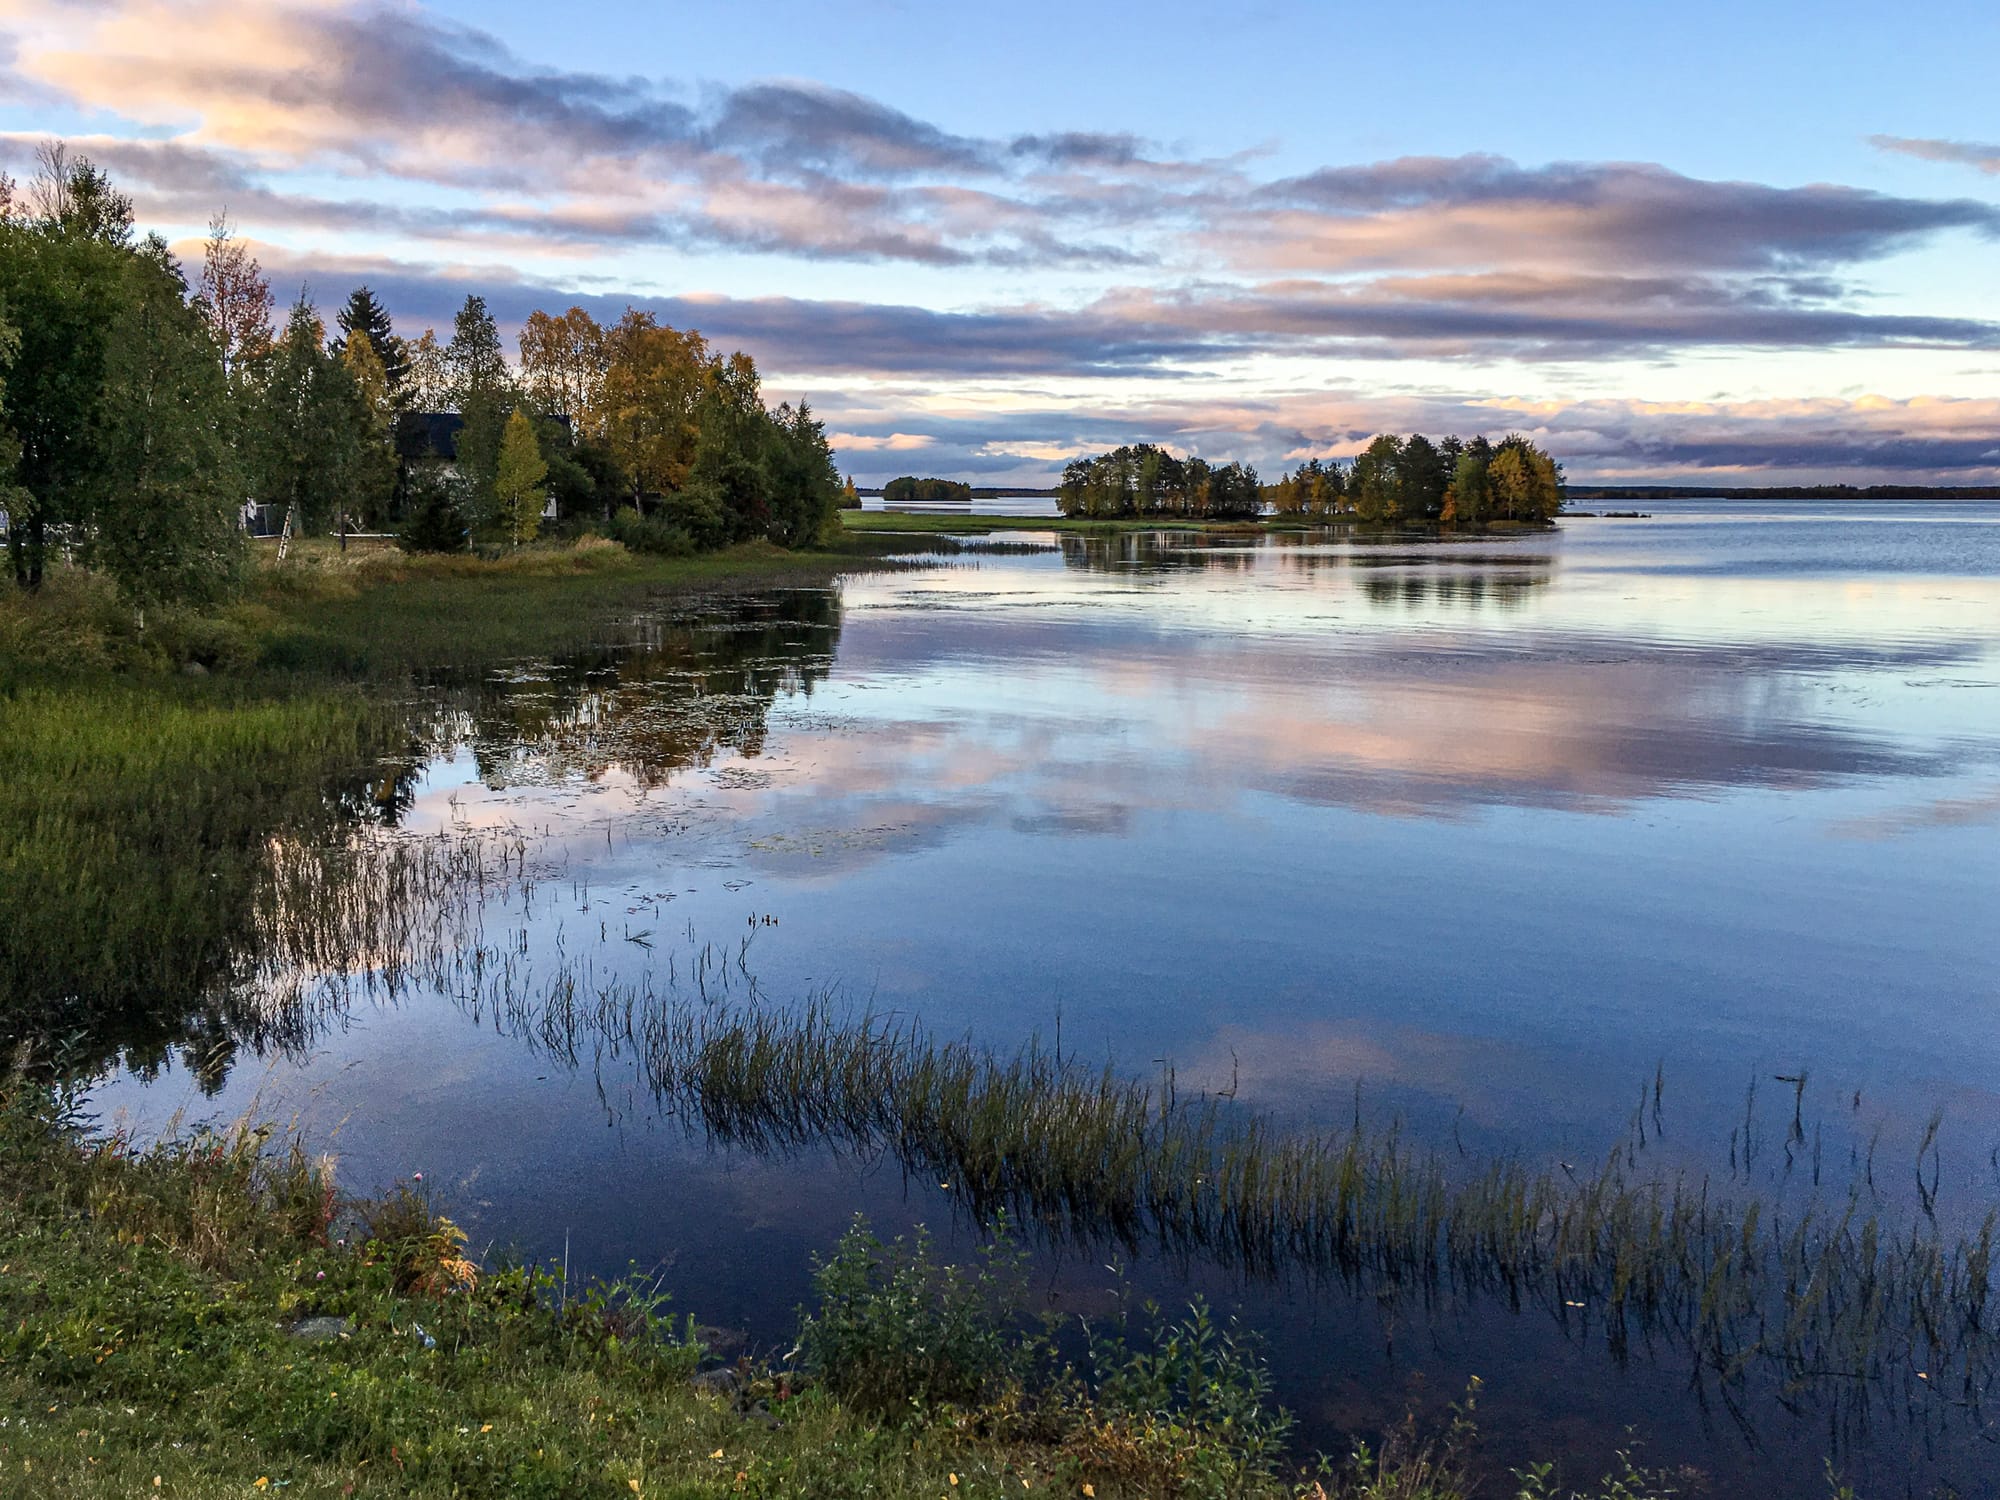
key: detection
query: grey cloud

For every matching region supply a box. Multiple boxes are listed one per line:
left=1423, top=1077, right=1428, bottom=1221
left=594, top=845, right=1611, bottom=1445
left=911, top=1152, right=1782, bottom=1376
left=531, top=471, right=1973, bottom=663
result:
left=1252, top=157, right=2000, bottom=272
left=244, top=247, right=2000, bottom=397
left=704, top=83, right=996, bottom=178
left=1870, top=136, right=2000, bottom=176
left=36, top=3, right=2000, bottom=284
left=1009, top=131, right=1152, bottom=167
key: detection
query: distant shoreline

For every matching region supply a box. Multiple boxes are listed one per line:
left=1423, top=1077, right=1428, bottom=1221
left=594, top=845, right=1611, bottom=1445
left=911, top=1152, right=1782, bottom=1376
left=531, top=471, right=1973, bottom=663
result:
left=862, top=484, right=2000, bottom=502
left=1565, top=485, right=2000, bottom=500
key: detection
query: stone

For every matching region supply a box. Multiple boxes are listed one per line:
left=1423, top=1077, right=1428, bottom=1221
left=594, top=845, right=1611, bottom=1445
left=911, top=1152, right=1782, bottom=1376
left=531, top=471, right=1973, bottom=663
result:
left=690, top=1367, right=741, bottom=1397
left=287, top=1316, right=351, bottom=1342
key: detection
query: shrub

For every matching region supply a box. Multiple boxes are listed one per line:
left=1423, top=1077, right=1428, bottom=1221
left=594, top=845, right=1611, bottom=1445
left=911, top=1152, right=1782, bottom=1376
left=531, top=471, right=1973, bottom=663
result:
left=1074, top=1296, right=1294, bottom=1499
left=606, top=507, right=698, bottom=557
left=398, top=464, right=468, bottom=553
left=797, top=1215, right=1040, bottom=1417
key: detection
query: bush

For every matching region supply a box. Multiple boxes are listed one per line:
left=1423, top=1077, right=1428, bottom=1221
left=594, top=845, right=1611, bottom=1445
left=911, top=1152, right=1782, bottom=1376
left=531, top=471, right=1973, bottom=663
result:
left=398, top=464, right=468, bottom=553
left=1076, top=1297, right=1293, bottom=1498
left=798, top=1216, right=1039, bottom=1417
left=605, top=507, right=697, bottom=557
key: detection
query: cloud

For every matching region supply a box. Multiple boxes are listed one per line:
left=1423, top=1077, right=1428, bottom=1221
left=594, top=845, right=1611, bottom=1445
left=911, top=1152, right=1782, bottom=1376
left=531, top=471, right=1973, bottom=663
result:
left=10, top=0, right=1997, bottom=286
left=1237, top=157, right=2000, bottom=273
left=1870, top=136, right=2000, bottom=177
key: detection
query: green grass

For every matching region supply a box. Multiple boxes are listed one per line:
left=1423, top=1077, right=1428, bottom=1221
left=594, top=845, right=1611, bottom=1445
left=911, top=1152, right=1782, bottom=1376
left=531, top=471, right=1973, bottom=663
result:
left=245, top=535, right=903, bottom=678
left=0, top=675, right=389, bottom=1035
left=0, top=1067, right=1715, bottom=1500
left=0, top=531, right=911, bottom=1038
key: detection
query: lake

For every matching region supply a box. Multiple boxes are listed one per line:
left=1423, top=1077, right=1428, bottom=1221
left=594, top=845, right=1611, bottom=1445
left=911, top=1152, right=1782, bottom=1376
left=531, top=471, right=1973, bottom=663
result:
left=95, top=501, right=2000, bottom=1495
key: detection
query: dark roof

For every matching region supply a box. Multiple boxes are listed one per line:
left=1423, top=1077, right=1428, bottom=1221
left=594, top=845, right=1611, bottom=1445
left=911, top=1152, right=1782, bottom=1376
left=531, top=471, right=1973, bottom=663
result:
left=396, top=411, right=465, bottom=462
left=394, top=411, right=573, bottom=463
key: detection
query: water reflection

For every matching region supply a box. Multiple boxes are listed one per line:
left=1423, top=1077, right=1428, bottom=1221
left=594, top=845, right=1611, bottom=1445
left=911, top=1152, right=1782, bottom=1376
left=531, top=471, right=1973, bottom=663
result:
left=83, top=503, right=2000, bottom=1499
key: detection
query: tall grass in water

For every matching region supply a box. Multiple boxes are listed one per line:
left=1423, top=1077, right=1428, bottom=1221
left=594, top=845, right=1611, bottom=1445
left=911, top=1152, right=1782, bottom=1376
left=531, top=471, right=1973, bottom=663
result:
left=440, top=969, right=2000, bottom=1431
left=0, top=677, right=388, bottom=1035
left=233, top=833, right=2000, bottom=1441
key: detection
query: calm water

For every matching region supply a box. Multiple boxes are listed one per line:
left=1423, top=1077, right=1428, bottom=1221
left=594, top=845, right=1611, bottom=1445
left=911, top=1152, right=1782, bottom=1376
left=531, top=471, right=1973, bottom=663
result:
left=98, top=501, right=2000, bottom=1495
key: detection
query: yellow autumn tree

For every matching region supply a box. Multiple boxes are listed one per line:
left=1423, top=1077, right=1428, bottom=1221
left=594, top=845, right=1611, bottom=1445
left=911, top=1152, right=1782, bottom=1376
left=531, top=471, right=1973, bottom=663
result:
left=494, top=409, right=548, bottom=545
left=601, top=311, right=714, bottom=506
left=518, top=306, right=608, bottom=437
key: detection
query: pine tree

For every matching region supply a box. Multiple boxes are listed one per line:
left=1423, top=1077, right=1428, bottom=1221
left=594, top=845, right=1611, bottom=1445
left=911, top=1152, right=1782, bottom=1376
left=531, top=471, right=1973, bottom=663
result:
left=333, top=285, right=409, bottom=399
left=397, top=462, right=466, bottom=553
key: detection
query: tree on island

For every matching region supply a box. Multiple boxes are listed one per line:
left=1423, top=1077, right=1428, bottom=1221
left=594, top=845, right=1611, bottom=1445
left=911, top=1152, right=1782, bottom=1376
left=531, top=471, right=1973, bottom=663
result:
left=882, top=476, right=973, bottom=503
left=1057, top=445, right=1262, bottom=519
left=1270, top=432, right=1563, bottom=525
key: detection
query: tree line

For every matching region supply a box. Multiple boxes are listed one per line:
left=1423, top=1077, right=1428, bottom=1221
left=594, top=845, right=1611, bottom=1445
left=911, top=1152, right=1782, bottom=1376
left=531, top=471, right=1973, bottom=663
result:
left=1056, top=434, right=1564, bottom=524
left=1057, top=445, right=1264, bottom=519
left=1269, top=433, right=1564, bottom=524
left=0, top=144, right=845, bottom=608
left=881, top=476, right=973, bottom=503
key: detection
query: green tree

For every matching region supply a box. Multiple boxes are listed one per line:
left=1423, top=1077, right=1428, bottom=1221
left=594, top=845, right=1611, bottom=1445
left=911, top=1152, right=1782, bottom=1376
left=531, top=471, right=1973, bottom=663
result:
left=446, top=295, right=514, bottom=533
left=28, top=141, right=134, bottom=247
left=1488, top=434, right=1564, bottom=522
left=677, top=352, right=766, bottom=547
left=1446, top=452, right=1489, bottom=524
left=339, top=332, right=399, bottom=529
left=333, top=286, right=409, bottom=400
left=766, top=399, right=841, bottom=547
left=250, top=297, right=365, bottom=534
left=493, top=409, right=548, bottom=546
left=90, top=240, right=243, bottom=611
left=1400, top=433, right=1451, bottom=521
left=0, top=218, right=130, bottom=587
left=1349, top=434, right=1406, bottom=523
left=396, top=461, right=466, bottom=553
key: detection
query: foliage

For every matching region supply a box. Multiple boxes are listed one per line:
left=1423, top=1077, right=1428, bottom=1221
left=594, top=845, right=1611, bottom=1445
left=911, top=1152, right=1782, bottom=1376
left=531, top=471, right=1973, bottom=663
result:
left=396, top=461, right=468, bottom=554
left=336, top=331, right=400, bottom=529
left=603, top=309, right=712, bottom=503
left=88, top=239, right=245, bottom=611
left=1270, top=432, right=1564, bottom=525
left=764, top=400, right=844, bottom=548
left=799, top=1217, right=1042, bottom=1417
left=1058, top=444, right=1263, bottom=520
left=882, top=476, right=973, bottom=503
left=605, top=507, right=697, bottom=557
left=494, top=409, right=549, bottom=546
left=333, top=285, right=409, bottom=398
left=196, top=210, right=273, bottom=377
left=445, top=294, right=515, bottom=532
left=0, top=213, right=131, bottom=587
left=250, top=296, right=372, bottom=533
left=519, top=305, right=608, bottom=433
left=1268, top=458, right=1346, bottom=516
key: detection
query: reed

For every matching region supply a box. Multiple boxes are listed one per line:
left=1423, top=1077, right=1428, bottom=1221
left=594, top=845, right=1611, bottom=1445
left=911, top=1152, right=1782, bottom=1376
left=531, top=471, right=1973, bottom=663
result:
left=432, top=959, right=2000, bottom=1432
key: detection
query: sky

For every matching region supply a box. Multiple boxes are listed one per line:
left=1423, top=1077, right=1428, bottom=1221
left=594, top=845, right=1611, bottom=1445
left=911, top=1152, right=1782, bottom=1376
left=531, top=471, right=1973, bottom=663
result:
left=2, top=0, right=1997, bottom=486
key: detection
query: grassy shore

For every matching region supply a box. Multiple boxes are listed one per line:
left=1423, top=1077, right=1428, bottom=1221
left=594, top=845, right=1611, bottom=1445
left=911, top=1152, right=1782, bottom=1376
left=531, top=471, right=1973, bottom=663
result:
left=0, top=532, right=908, bottom=1030
left=0, top=1068, right=1709, bottom=1500
left=2, top=532, right=909, bottom=682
